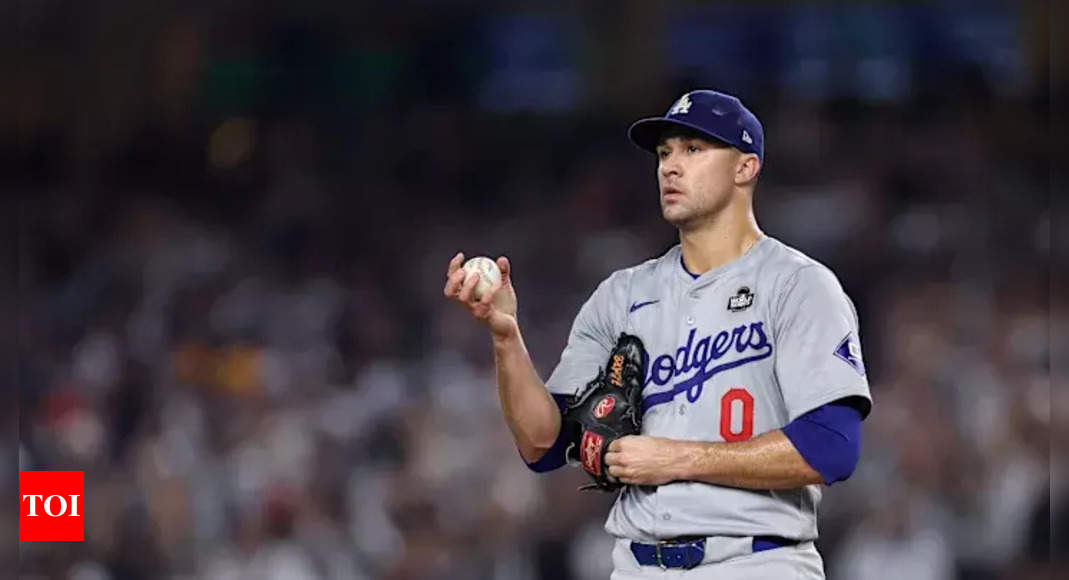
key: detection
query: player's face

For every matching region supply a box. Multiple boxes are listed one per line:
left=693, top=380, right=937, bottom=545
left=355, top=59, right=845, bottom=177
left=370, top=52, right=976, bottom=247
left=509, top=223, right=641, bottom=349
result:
left=655, top=136, right=745, bottom=229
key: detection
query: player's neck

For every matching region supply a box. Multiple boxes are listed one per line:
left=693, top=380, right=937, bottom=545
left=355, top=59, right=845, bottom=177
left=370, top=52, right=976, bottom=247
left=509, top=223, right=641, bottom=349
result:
left=678, top=207, right=763, bottom=276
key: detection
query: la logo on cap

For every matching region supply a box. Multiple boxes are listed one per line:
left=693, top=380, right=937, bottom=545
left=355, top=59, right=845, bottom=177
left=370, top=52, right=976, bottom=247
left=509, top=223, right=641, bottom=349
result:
left=668, top=94, right=692, bottom=116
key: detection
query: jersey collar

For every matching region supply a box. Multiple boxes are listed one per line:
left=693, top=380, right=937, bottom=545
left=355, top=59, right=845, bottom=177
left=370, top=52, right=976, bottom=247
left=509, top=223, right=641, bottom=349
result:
left=676, top=235, right=772, bottom=285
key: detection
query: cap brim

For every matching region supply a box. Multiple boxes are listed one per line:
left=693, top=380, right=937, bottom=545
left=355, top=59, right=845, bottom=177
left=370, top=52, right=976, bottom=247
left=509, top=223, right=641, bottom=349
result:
left=627, top=117, right=732, bottom=153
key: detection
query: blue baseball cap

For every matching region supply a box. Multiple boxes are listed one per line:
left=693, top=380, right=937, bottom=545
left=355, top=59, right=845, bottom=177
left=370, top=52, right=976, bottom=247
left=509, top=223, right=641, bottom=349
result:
left=627, top=90, right=764, bottom=161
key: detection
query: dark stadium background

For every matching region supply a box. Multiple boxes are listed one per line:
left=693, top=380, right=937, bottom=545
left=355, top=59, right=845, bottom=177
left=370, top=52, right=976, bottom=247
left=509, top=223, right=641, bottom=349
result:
left=7, top=1, right=1061, bottom=578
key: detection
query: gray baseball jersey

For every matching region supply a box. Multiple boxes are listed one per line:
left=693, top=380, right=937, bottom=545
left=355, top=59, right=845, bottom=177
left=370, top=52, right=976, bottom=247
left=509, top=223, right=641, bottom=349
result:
left=545, top=235, right=872, bottom=542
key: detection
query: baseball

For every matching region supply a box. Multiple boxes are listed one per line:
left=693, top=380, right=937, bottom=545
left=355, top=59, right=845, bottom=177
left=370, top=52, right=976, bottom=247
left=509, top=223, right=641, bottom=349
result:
left=462, top=256, right=501, bottom=300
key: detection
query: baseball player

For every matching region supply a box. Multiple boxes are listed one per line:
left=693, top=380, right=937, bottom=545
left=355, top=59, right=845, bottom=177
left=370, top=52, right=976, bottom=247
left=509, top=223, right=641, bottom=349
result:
left=444, top=89, right=872, bottom=579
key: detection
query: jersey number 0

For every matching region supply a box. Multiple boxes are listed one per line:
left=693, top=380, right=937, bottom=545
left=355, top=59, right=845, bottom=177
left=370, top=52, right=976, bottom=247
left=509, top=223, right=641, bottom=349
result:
left=719, top=388, right=754, bottom=442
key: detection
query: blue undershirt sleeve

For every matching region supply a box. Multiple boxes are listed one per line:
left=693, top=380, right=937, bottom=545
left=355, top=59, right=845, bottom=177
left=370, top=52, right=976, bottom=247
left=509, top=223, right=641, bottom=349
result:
left=523, top=394, right=572, bottom=473
left=781, top=400, right=863, bottom=485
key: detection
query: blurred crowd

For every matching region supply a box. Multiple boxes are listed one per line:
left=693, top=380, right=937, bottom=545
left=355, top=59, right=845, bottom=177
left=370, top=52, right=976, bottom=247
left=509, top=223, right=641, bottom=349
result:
left=11, top=1, right=1059, bottom=579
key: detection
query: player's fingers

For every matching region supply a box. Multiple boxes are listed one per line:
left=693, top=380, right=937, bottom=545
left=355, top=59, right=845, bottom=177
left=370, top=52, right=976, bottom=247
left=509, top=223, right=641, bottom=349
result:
left=446, top=252, right=464, bottom=278
left=608, top=465, right=625, bottom=478
left=443, top=268, right=467, bottom=298
left=479, top=280, right=497, bottom=306
left=497, top=256, right=511, bottom=283
left=458, top=271, right=480, bottom=303
left=611, top=436, right=638, bottom=452
left=604, top=451, right=619, bottom=466
left=470, top=301, right=491, bottom=321
left=481, top=268, right=507, bottom=305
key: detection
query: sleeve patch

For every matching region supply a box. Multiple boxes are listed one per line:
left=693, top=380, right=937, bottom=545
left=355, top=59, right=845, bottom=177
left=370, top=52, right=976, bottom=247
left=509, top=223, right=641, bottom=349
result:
left=834, top=333, right=866, bottom=376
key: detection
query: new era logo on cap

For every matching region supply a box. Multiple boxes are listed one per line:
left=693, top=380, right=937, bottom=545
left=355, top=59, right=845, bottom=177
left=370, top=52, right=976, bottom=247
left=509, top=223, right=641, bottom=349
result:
left=742, top=130, right=753, bottom=144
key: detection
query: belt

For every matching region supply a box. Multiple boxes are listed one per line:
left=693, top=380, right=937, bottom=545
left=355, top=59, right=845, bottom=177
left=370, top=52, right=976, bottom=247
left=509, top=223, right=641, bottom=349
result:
left=629, top=535, right=800, bottom=570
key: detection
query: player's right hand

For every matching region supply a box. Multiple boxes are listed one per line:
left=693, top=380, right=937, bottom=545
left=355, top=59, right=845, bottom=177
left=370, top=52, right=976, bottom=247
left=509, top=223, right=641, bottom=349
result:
left=443, top=252, right=519, bottom=340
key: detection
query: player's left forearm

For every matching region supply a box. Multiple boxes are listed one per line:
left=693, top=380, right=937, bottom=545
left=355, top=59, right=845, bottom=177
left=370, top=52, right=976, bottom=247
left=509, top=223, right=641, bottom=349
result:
left=672, top=430, right=823, bottom=490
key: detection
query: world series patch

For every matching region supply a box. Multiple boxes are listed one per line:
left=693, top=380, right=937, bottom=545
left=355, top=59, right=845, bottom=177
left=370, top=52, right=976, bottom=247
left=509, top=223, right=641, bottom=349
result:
left=727, top=287, right=754, bottom=312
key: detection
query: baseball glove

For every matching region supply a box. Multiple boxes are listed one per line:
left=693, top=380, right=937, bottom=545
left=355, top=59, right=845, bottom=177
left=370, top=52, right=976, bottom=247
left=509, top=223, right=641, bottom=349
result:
left=562, top=333, right=648, bottom=492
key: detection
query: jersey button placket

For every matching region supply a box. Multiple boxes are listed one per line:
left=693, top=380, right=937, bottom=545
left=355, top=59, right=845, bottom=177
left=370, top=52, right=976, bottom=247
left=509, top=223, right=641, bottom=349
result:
left=677, top=284, right=698, bottom=439
left=686, top=285, right=700, bottom=325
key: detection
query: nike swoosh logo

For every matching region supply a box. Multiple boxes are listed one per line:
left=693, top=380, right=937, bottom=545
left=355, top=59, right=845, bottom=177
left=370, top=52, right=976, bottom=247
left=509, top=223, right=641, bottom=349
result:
left=629, top=300, right=660, bottom=313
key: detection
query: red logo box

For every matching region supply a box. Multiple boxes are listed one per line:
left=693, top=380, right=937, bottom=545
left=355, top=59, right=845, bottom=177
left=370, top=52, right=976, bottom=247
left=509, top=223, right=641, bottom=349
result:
left=20, top=471, right=84, bottom=541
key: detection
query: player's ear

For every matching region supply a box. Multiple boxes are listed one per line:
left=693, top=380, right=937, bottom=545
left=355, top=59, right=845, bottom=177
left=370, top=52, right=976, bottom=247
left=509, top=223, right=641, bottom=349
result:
left=734, top=153, right=760, bottom=186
